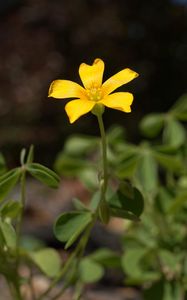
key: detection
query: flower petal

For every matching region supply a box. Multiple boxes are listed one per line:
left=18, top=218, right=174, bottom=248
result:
left=79, top=58, right=105, bottom=89
left=102, top=68, right=139, bottom=96
left=65, top=99, right=95, bottom=123
left=48, top=80, right=86, bottom=99
left=99, top=92, right=134, bottom=112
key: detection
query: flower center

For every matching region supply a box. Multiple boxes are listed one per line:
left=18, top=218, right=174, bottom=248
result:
left=86, top=87, right=102, bottom=102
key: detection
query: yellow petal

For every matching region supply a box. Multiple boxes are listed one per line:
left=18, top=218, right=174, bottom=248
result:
left=79, top=58, right=105, bottom=89
left=99, top=92, right=133, bottom=112
left=48, top=80, right=86, bottom=99
left=65, top=99, right=95, bottom=123
left=102, top=68, right=139, bottom=96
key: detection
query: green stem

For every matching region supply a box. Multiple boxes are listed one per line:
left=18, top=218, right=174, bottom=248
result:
left=37, top=113, right=108, bottom=300
left=37, top=243, right=82, bottom=300
left=97, top=114, right=108, bottom=198
left=14, top=169, right=26, bottom=300
left=16, top=170, right=26, bottom=253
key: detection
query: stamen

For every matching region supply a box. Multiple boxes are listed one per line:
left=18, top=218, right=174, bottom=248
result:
left=87, top=87, right=102, bottom=102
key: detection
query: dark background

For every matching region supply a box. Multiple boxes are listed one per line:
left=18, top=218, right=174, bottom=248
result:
left=0, top=0, right=187, bottom=165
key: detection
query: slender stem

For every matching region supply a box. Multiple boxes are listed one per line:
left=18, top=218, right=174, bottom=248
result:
left=14, top=169, right=26, bottom=300
left=97, top=114, right=108, bottom=197
left=16, top=169, right=26, bottom=253
left=37, top=242, right=82, bottom=300
left=11, top=281, right=23, bottom=300
left=28, top=264, right=36, bottom=300
left=38, top=114, right=109, bottom=300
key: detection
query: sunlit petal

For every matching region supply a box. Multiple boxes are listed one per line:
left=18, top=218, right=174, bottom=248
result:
left=102, top=68, right=139, bottom=96
left=48, top=80, right=86, bottom=99
left=79, top=58, right=105, bottom=89
left=99, top=92, right=133, bottom=112
left=65, top=99, right=95, bottom=123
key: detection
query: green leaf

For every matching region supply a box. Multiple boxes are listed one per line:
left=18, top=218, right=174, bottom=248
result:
left=158, top=250, right=182, bottom=273
left=110, top=207, right=140, bottom=221
left=155, top=187, right=174, bottom=213
left=153, top=152, right=182, bottom=172
left=54, top=154, right=89, bottom=176
left=89, top=248, right=120, bottom=268
left=136, top=152, right=158, bottom=192
left=140, top=113, right=164, bottom=138
left=0, top=219, right=16, bottom=249
left=108, top=183, right=144, bottom=218
left=0, top=168, right=21, bottom=202
left=163, top=119, right=186, bottom=147
left=63, top=135, right=98, bottom=156
left=54, top=211, right=92, bottom=249
left=99, top=200, right=110, bottom=224
left=27, top=163, right=60, bottom=188
left=122, top=247, right=148, bottom=278
left=107, top=125, right=125, bottom=144
left=20, top=148, right=26, bottom=165
left=116, top=154, right=140, bottom=179
left=171, top=93, right=187, bottom=121
left=26, top=145, right=34, bottom=164
left=153, top=145, right=178, bottom=155
left=0, top=200, right=22, bottom=219
left=168, top=191, right=187, bottom=214
left=89, top=191, right=100, bottom=211
left=79, top=168, right=98, bottom=190
left=73, top=198, right=88, bottom=211
left=79, top=258, right=104, bottom=283
left=29, top=248, right=61, bottom=277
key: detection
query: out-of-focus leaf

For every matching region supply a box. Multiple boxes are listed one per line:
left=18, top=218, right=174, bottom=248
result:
left=163, top=119, right=186, bottom=147
left=122, top=248, right=159, bottom=283
left=79, top=258, right=104, bottom=283
left=0, top=200, right=22, bottom=219
left=168, top=191, right=187, bottom=214
left=136, top=152, right=158, bottom=192
left=140, top=113, right=164, bottom=138
left=171, top=94, right=187, bottom=121
left=0, top=219, right=16, bottom=249
left=54, top=211, right=92, bottom=249
left=63, top=135, right=98, bottom=156
left=73, top=198, right=88, bottom=211
left=29, top=248, right=61, bottom=278
left=20, top=148, right=26, bottom=165
left=107, top=125, right=126, bottom=145
left=27, top=163, right=60, bottom=188
left=99, top=200, right=110, bottom=224
left=89, top=248, right=120, bottom=268
left=108, top=183, right=144, bottom=220
left=116, top=154, right=140, bottom=179
left=79, top=168, right=98, bottom=190
left=153, top=152, right=182, bottom=172
left=26, top=145, right=34, bottom=164
left=110, top=207, right=140, bottom=221
left=0, top=168, right=21, bottom=202
left=158, top=249, right=182, bottom=274
left=54, top=154, right=90, bottom=176
left=155, top=187, right=174, bottom=213
left=21, top=236, right=45, bottom=251
left=153, top=145, right=178, bottom=155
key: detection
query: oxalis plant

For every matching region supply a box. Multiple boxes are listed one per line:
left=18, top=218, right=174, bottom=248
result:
left=0, top=58, right=144, bottom=300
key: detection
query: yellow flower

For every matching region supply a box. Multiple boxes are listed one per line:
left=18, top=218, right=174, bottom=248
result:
left=48, top=58, right=139, bottom=123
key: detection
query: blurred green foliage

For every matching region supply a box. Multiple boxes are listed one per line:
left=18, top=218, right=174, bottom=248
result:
left=54, top=93, right=187, bottom=299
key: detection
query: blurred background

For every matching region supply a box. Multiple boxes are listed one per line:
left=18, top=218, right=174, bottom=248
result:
left=0, top=0, right=187, bottom=165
